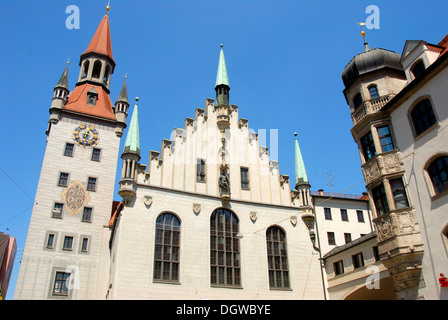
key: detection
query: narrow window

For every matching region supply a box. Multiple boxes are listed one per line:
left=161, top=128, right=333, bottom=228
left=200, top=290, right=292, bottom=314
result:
left=240, top=167, right=250, bottom=190
left=91, top=148, right=101, bottom=162
left=357, top=210, right=365, bottom=223
left=334, top=260, right=344, bottom=275
left=154, top=213, right=181, bottom=283
left=92, top=60, right=102, bottom=79
left=63, top=236, right=74, bottom=250
left=373, top=246, right=380, bottom=261
left=58, top=173, right=69, bottom=187
left=344, top=233, right=352, bottom=244
left=210, top=208, right=240, bottom=287
left=266, top=226, right=290, bottom=289
left=353, top=93, right=363, bottom=109
left=64, top=143, right=74, bottom=157
left=372, top=183, right=389, bottom=216
left=360, top=131, right=376, bottom=161
left=369, top=85, right=379, bottom=99
left=377, top=125, right=394, bottom=152
left=411, top=60, right=425, bottom=79
left=427, top=156, right=448, bottom=195
left=82, top=61, right=90, bottom=78
left=340, top=209, right=348, bottom=221
left=196, top=159, right=206, bottom=182
left=352, top=252, right=365, bottom=269
left=81, top=237, right=89, bottom=253
left=411, top=99, right=436, bottom=136
left=87, top=177, right=97, bottom=191
left=327, top=232, right=336, bottom=245
left=47, top=234, right=55, bottom=249
left=82, top=207, right=92, bottom=223
left=324, top=208, right=332, bottom=220
left=104, top=65, right=110, bottom=83
left=53, top=272, right=70, bottom=296
left=390, top=178, right=409, bottom=209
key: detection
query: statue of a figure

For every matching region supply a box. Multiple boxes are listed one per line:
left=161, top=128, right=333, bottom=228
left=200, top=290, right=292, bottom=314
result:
left=219, top=169, right=230, bottom=195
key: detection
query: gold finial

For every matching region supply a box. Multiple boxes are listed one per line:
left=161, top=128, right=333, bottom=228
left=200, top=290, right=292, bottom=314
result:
left=106, top=0, right=110, bottom=12
left=360, top=30, right=366, bottom=37
left=125, top=72, right=127, bottom=80
left=67, top=57, right=70, bottom=65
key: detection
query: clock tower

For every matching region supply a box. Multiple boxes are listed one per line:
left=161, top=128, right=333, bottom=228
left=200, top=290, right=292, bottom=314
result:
left=14, top=7, right=128, bottom=299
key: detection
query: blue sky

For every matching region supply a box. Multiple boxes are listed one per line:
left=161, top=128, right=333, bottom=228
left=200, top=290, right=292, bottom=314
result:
left=1, top=0, right=447, bottom=299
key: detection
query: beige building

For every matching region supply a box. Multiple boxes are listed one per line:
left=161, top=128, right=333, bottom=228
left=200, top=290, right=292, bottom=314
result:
left=341, top=30, right=448, bottom=300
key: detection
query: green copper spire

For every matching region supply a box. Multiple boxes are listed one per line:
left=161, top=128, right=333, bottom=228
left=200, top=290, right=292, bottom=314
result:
left=123, top=97, right=140, bottom=156
left=215, top=44, right=229, bottom=88
left=294, top=132, right=309, bottom=187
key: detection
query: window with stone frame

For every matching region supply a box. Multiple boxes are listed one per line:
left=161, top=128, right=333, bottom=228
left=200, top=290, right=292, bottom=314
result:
left=266, top=226, right=290, bottom=290
left=372, top=183, right=389, bottom=216
left=427, top=156, right=448, bottom=196
left=390, top=178, right=409, bottom=209
left=210, top=208, right=241, bottom=287
left=410, top=98, right=436, bottom=136
left=153, top=213, right=181, bottom=283
left=360, top=131, right=376, bottom=161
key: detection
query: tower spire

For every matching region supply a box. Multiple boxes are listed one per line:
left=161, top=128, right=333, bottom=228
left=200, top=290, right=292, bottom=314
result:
left=215, top=44, right=230, bottom=106
left=294, top=132, right=310, bottom=188
left=123, top=97, right=140, bottom=156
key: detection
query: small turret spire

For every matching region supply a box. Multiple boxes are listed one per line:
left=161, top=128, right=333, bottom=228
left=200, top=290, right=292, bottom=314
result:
left=123, top=97, right=140, bottom=157
left=215, top=44, right=230, bottom=106
left=55, top=61, right=69, bottom=90
left=294, top=132, right=310, bottom=188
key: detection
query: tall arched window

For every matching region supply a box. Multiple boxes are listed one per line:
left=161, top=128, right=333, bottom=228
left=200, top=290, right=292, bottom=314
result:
left=210, top=208, right=240, bottom=287
left=266, top=226, right=290, bottom=289
left=427, top=156, right=448, bottom=195
left=92, top=60, right=102, bottom=79
left=410, top=98, right=436, bottom=136
left=153, top=213, right=180, bottom=283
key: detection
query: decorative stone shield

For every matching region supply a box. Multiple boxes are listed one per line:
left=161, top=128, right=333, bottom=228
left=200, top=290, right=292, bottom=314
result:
left=144, top=196, right=153, bottom=207
left=290, top=215, right=298, bottom=226
left=193, top=203, right=201, bottom=215
left=61, top=181, right=90, bottom=216
left=250, top=211, right=257, bottom=222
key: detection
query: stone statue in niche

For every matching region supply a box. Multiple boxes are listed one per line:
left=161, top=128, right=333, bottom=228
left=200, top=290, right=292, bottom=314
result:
left=219, top=169, right=230, bottom=196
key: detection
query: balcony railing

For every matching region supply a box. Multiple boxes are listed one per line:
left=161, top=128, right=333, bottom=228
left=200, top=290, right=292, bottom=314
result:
left=351, top=94, right=394, bottom=126
left=361, top=150, right=404, bottom=186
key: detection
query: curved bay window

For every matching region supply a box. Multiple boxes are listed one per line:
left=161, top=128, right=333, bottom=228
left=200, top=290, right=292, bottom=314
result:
left=410, top=99, right=436, bottom=136
left=427, top=156, right=448, bottom=195
left=210, top=208, right=241, bottom=287
left=153, top=213, right=180, bottom=283
left=266, top=226, right=290, bottom=289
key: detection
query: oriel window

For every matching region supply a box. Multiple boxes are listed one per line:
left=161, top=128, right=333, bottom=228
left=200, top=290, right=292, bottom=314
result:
left=377, top=125, right=394, bottom=152
left=360, top=132, right=376, bottom=161
left=390, top=178, right=409, bottom=209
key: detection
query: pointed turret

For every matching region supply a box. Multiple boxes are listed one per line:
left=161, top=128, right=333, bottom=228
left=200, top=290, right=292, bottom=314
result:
left=294, top=132, right=310, bottom=188
left=293, top=132, right=315, bottom=231
left=118, top=97, right=141, bottom=206
left=114, top=76, right=130, bottom=136
left=49, top=61, right=70, bottom=125
left=123, top=98, right=140, bottom=157
left=215, top=44, right=230, bottom=106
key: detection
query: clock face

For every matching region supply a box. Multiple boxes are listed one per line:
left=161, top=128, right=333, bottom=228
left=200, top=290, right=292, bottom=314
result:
left=73, top=124, right=99, bottom=147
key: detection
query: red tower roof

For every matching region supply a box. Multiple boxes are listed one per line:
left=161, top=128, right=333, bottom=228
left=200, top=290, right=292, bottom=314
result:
left=82, top=14, right=114, bottom=63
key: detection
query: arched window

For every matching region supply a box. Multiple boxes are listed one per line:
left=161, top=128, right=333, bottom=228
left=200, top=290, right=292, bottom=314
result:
left=410, top=98, right=436, bottom=136
left=427, top=156, right=448, bottom=195
left=210, top=208, right=240, bottom=287
left=82, top=61, right=90, bottom=78
left=266, top=226, right=290, bottom=289
left=92, top=60, right=102, bottom=79
left=103, top=65, right=110, bottom=83
left=353, top=93, right=363, bottom=109
left=411, top=60, right=425, bottom=79
left=153, top=213, right=180, bottom=283
left=368, top=85, right=379, bottom=99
